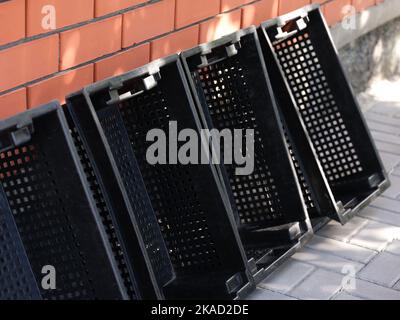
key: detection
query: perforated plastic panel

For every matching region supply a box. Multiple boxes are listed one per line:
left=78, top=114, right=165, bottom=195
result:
left=104, top=93, right=224, bottom=274
left=0, top=188, right=40, bottom=300
left=0, top=104, right=128, bottom=300
left=182, top=29, right=312, bottom=279
left=273, top=32, right=363, bottom=184
left=97, top=106, right=174, bottom=285
left=68, top=122, right=137, bottom=299
left=72, top=56, right=252, bottom=299
left=283, top=127, right=316, bottom=214
left=194, top=59, right=285, bottom=227
left=183, top=29, right=309, bottom=234
left=259, top=5, right=389, bottom=224
left=0, top=143, right=96, bottom=300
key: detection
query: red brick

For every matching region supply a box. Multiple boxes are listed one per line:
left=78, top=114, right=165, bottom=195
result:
left=0, top=35, right=59, bottom=92
left=60, top=15, right=122, bottom=70
left=200, top=9, right=242, bottom=44
left=221, top=0, right=253, bottom=12
left=0, top=88, right=27, bottom=120
left=122, top=0, right=175, bottom=48
left=26, top=0, right=94, bottom=37
left=279, top=0, right=310, bottom=15
left=95, top=43, right=150, bottom=81
left=323, top=0, right=352, bottom=26
left=352, top=0, right=375, bottom=11
left=175, top=0, right=220, bottom=28
left=242, top=0, right=279, bottom=28
left=0, top=0, right=25, bottom=46
left=95, top=0, right=146, bottom=17
left=311, top=0, right=325, bottom=3
left=151, top=25, right=199, bottom=60
left=27, top=64, right=94, bottom=108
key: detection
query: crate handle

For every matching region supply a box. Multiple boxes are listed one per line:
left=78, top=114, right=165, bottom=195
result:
left=198, top=41, right=241, bottom=68
left=275, top=15, right=309, bottom=40
left=226, top=272, right=244, bottom=294
left=107, top=71, right=162, bottom=105
left=0, top=118, right=34, bottom=153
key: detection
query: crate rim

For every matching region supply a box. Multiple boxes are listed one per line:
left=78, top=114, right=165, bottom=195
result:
left=67, top=55, right=179, bottom=99
left=0, top=100, right=59, bottom=132
left=261, top=4, right=320, bottom=29
left=181, top=26, right=257, bottom=60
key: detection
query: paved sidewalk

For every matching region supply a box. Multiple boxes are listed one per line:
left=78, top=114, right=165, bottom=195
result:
left=249, top=99, right=400, bottom=300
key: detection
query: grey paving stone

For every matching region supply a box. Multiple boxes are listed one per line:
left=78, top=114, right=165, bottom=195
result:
left=380, top=152, right=400, bottom=173
left=364, top=112, right=399, bottom=127
left=259, top=260, right=315, bottom=294
left=394, top=111, right=400, bottom=119
left=374, top=140, right=400, bottom=156
left=306, top=235, right=376, bottom=264
left=371, top=196, right=400, bottom=214
left=349, top=220, right=400, bottom=251
left=332, top=291, right=363, bottom=300
left=367, top=120, right=400, bottom=135
left=317, top=216, right=369, bottom=243
left=393, top=166, right=400, bottom=176
left=369, top=104, right=400, bottom=117
left=247, top=288, right=296, bottom=300
left=372, top=131, right=400, bottom=146
left=359, top=206, right=400, bottom=227
left=345, top=278, right=400, bottom=300
left=382, top=175, right=400, bottom=199
left=289, top=269, right=344, bottom=300
left=365, top=112, right=400, bottom=127
left=292, top=248, right=364, bottom=274
left=358, top=252, right=400, bottom=287
left=385, top=240, right=400, bottom=256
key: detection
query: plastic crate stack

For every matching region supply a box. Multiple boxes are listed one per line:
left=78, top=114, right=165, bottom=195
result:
left=0, top=4, right=390, bottom=300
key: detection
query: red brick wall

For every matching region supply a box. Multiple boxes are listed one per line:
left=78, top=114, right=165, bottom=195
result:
left=0, top=0, right=383, bottom=119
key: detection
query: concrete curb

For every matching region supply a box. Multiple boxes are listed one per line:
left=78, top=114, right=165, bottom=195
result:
left=331, top=0, right=400, bottom=49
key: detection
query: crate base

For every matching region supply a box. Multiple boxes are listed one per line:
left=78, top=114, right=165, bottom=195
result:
left=310, top=178, right=389, bottom=232
left=338, top=179, right=391, bottom=224
left=249, top=230, right=313, bottom=285
left=240, top=222, right=303, bottom=249
left=311, top=217, right=330, bottom=233
left=162, top=272, right=253, bottom=300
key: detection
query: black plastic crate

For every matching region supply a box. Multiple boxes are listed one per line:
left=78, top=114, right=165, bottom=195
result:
left=258, top=4, right=390, bottom=225
left=181, top=27, right=312, bottom=281
left=0, top=102, right=164, bottom=300
left=63, top=106, right=174, bottom=300
left=0, top=186, right=40, bottom=300
left=67, top=55, right=254, bottom=300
